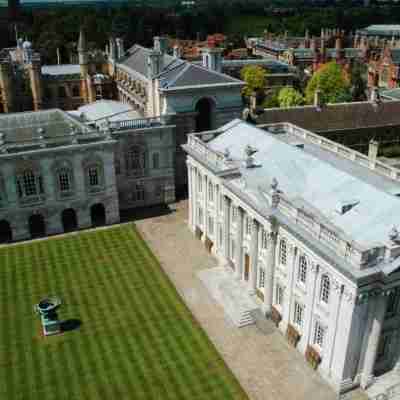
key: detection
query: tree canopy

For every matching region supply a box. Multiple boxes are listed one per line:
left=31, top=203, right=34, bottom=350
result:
left=305, top=62, right=351, bottom=105
left=278, top=86, right=304, bottom=108
left=240, top=65, right=267, bottom=99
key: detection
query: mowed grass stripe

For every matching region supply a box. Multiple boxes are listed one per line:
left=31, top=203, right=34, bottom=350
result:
left=0, top=224, right=248, bottom=400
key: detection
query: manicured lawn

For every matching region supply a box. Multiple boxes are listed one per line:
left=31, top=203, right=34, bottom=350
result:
left=0, top=225, right=247, bottom=400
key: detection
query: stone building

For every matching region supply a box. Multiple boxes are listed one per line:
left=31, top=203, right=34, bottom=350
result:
left=183, top=119, right=400, bottom=395
left=0, top=106, right=175, bottom=242
left=250, top=92, right=400, bottom=155
left=0, top=30, right=115, bottom=114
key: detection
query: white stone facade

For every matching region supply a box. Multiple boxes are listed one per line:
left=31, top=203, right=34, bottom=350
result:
left=183, top=120, right=400, bottom=394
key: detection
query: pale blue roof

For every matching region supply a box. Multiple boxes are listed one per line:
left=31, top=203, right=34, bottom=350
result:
left=208, top=120, right=400, bottom=249
left=41, top=64, right=81, bottom=76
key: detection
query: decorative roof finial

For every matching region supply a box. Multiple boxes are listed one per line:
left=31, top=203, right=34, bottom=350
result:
left=389, top=226, right=399, bottom=242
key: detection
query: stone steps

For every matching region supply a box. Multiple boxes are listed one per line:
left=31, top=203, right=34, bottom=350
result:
left=197, top=266, right=259, bottom=328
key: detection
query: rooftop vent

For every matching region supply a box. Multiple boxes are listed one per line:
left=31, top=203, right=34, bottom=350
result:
left=243, top=144, right=257, bottom=168
left=336, top=200, right=359, bottom=215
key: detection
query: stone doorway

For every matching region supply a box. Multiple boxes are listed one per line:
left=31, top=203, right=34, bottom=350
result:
left=0, top=220, right=12, bottom=243
left=90, top=203, right=106, bottom=227
left=244, top=254, right=250, bottom=281
left=29, top=214, right=46, bottom=238
left=62, top=208, right=78, bottom=233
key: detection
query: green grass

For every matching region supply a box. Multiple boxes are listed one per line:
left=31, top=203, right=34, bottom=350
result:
left=0, top=225, right=247, bottom=400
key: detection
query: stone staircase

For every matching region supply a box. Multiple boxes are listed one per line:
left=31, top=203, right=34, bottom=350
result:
left=197, top=266, right=259, bottom=328
left=366, top=371, right=400, bottom=399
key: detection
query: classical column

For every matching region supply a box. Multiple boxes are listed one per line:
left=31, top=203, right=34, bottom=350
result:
left=281, top=245, right=298, bottom=330
left=303, top=263, right=319, bottom=348
left=263, top=229, right=277, bottom=316
left=360, top=294, right=388, bottom=389
left=192, top=166, right=197, bottom=230
left=234, top=206, right=244, bottom=280
left=249, top=218, right=260, bottom=294
left=202, top=174, right=207, bottom=242
left=187, top=162, right=193, bottom=230
left=223, top=195, right=231, bottom=261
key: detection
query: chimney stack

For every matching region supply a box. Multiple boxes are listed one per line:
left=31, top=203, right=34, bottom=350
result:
left=173, top=45, right=182, bottom=59
left=116, top=38, right=125, bottom=59
left=368, top=139, right=379, bottom=162
left=201, top=47, right=223, bottom=73
left=147, top=50, right=163, bottom=78
left=154, top=36, right=168, bottom=54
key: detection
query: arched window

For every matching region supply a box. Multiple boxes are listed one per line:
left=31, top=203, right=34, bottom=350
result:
left=126, top=145, right=146, bottom=176
left=16, top=169, right=44, bottom=198
left=152, top=152, right=160, bottom=169
left=57, top=167, right=73, bottom=193
left=320, top=275, right=330, bottom=304
left=298, top=255, right=307, bottom=284
left=279, top=238, right=287, bottom=266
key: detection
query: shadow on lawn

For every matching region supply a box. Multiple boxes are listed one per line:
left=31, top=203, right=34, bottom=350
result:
left=60, top=319, right=82, bottom=332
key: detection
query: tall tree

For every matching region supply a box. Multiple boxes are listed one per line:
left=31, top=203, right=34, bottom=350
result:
left=240, top=65, right=267, bottom=100
left=305, top=62, right=351, bottom=105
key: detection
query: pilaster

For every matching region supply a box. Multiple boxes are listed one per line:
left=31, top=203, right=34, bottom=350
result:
left=281, top=245, right=298, bottom=331
left=249, top=218, right=259, bottom=294
left=234, top=206, right=244, bottom=280
left=263, top=229, right=277, bottom=316
left=360, top=294, right=388, bottom=389
left=201, top=174, right=207, bottom=242
left=223, top=195, right=231, bottom=261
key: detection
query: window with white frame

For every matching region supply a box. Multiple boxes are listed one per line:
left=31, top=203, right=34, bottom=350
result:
left=320, top=274, right=330, bottom=304
left=279, top=238, right=287, bottom=266
left=313, top=320, right=325, bottom=349
left=208, top=181, right=213, bottom=202
left=208, top=215, right=214, bottom=235
left=246, top=217, right=252, bottom=235
left=17, top=169, right=44, bottom=197
left=88, top=166, right=100, bottom=186
left=293, top=301, right=304, bottom=329
left=131, top=183, right=145, bottom=202
left=259, top=267, right=265, bottom=288
left=261, top=229, right=268, bottom=250
left=219, top=193, right=223, bottom=211
left=126, top=145, right=146, bottom=175
left=298, top=255, right=307, bottom=284
left=219, top=226, right=223, bottom=247
left=276, top=284, right=284, bottom=306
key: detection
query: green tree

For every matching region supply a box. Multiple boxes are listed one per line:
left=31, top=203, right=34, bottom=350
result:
left=240, top=65, right=267, bottom=99
left=278, top=86, right=304, bottom=108
left=305, top=62, right=351, bottom=105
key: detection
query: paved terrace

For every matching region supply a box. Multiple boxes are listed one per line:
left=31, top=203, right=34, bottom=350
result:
left=135, top=200, right=367, bottom=400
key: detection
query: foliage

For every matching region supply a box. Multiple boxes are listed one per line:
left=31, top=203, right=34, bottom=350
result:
left=305, top=62, right=351, bottom=105
left=380, top=145, right=400, bottom=158
left=261, top=88, right=280, bottom=109
left=0, top=226, right=248, bottom=400
left=240, top=65, right=267, bottom=99
left=278, top=86, right=304, bottom=108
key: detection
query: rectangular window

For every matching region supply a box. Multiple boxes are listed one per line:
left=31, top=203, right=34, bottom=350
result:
left=293, top=301, right=304, bottom=329
left=259, top=268, right=265, bottom=288
left=377, top=334, right=390, bottom=360
left=208, top=182, right=213, bottom=202
left=88, top=167, right=99, bottom=186
left=231, top=206, right=236, bottom=223
left=131, top=184, right=145, bottom=202
left=261, top=229, right=268, bottom=249
left=23, top=172, right=37, bottom=196
left=198, top=173, right=202, bottom=193
left=219, top=226, right=223, bottom=247
left=152, top=152, right=160, bottom=169
left=313, top=320, right=325, bottom=349
left=386, top=292, right=398, bottom=319
left=276, top=284, right=284, bottom=306
left=58, top=172, right=70, bottom=192
left=246, top=217, right=252, bottom=235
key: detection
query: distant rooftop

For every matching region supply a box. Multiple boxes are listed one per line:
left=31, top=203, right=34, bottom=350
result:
left=358, top=25, right=400, bottom=37
left=41, top=64, right=81, bottom=76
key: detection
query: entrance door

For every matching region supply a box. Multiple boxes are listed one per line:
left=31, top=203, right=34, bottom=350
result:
left=244, top=254, right=250, bottom=281
left=29, top=214, right=46, bottom=238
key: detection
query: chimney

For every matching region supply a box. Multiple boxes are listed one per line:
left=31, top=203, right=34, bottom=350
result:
left=201, top=47, right=223, bottom=72
left=154, top=36, right=168, bottom=54
left=116, top=38, right=125, bottom=59
left=173, top=45, right=182, bottom=59
left=310, top=38, right=317, bottom=52
left=147, top=50, right=163, bottom=78
left=109, top=37, right=117, bottom=61
left=368, top=139, right=379, bottom=161
left=314, top=89, right=323, bottom=109
left=250, top=91, right=257, bottom=111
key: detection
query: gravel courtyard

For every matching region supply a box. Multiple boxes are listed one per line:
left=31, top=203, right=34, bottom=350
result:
left=135, top=200, right=350, bottom=400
